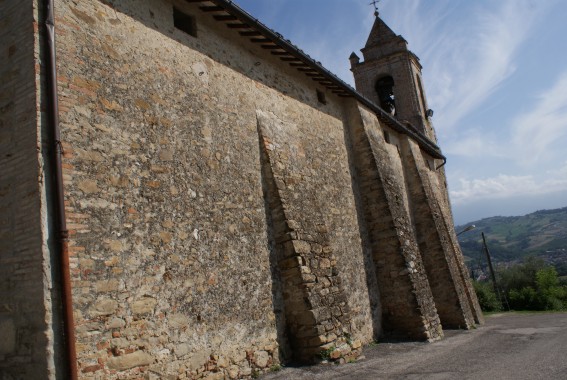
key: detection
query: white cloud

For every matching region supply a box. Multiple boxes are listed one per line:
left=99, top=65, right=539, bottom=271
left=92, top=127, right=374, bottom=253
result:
left=410, top=0, right=551, bottom=132
left=511, top=71, right=567, bottom=164
left=450, top=158, right=567, bottom=205
left=450, top=172, right=567, bottom=205
left=447, top=69, right=567, bottom=162
left=443, top=129, right=507, bottom=158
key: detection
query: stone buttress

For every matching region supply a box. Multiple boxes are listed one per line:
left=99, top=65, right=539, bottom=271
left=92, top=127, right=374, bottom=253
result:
left=257, top=110, right=361, bottom=362
left=345, top=103, right=443, bottom=341
left=399, top=137, right=475, bottom=328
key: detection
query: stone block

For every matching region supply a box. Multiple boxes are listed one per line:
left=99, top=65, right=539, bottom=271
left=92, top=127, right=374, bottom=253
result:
left=91, top=298, right=118, bottom=316
left=131, top=296, right=157, bottom=315
left=175, top=344, right=190, bottom=357
left=169, top=313, right=190, bottom=328
left=309, top=335, right=329, bottom=346
left=204, top=373, right=225, bottom=380
left=95, top=279, right=120, bottom=293
left=188, top=350, right=211, bottom=371
left=292, top=240, right=311, bottom=254
left=107, top=350, right=153, bottom=370
left=227, top=365, right=240, bottom=379
left=253, top=350, right=269, bottom=368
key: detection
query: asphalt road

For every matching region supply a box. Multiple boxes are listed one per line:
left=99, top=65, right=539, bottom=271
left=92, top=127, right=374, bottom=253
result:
left=263, top=312, right=567, bottom=380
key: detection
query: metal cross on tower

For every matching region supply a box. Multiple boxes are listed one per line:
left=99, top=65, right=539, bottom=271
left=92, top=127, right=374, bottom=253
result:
left=369, top=0, right=380, bottom=16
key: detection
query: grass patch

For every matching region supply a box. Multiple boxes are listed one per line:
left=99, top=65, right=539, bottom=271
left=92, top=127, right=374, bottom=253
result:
left=269, top=364, right=282, bottom=372
left=320, top=346, right=335, bottom=361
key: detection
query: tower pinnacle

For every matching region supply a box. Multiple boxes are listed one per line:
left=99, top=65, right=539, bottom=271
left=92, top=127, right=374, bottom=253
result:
left=351, top=11, right=436, bottom=139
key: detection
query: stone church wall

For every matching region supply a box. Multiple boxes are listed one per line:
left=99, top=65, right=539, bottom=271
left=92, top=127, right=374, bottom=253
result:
left=0, top=0, right=482, bottom=378
left=52, top=0, right=376, bottom=377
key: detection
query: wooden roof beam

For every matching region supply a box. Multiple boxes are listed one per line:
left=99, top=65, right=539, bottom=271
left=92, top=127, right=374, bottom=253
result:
left=239, top=31, right=262, bottom=36
left=227, top=23, right=250, bottom=29
left=250, top=38, right=272, bottom=43
left=213, top=15, right=238, bottom=21
left=200, top=5, right=224, bottom=11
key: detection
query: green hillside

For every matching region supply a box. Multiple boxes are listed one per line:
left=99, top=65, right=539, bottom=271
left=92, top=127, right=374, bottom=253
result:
left=456, top=207, right=567, bottom=263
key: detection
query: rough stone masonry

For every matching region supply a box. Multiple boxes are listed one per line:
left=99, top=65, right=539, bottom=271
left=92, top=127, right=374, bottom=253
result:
left=0, top=0, right=483, bottom=379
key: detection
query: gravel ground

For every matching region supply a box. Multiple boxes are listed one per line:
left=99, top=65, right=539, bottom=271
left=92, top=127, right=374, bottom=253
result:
left=262, top=312, right=567, bottom=380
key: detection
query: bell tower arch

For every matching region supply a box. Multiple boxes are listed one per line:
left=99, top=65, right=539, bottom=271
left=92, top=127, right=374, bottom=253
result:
left=349, top=14, right=435, bottom=140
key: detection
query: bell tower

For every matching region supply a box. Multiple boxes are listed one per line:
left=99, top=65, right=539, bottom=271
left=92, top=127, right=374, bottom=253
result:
left=350, top=13, right=435, bottom=140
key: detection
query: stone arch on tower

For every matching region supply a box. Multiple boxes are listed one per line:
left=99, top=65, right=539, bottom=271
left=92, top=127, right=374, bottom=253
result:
left=375, top=75, right=396, bottom=116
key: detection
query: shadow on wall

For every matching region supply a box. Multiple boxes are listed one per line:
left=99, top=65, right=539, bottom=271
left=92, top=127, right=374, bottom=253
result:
left=341, top=103, right=383, bottom=341
left=257, top=121, right=292, bottom=363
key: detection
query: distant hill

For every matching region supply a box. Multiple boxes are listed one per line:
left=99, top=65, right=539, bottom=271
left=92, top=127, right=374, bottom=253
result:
left=456, top=207, right=567, bottom=263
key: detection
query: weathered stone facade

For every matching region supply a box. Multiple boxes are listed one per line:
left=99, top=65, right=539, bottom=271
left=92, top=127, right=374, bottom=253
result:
left=0, top=0, right=482, bottom=379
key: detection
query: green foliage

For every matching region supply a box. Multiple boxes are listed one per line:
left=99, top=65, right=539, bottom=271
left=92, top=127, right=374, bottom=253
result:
left=508, top=286, right=538, bottom=310
left=537, top=266, right=560, bottom=289
left=485, top=258, right=567, bottom=311
left=319, top=346, right=335, bottom=361
left=498, top=257, right=545, bottom=292
left=473, top=281, right=502, bottom=312
left=535, top=267, right=567, bottom=310
left=269, top=364, right=282, bottom=372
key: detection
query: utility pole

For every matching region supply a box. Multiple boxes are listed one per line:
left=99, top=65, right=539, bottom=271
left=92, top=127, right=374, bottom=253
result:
left=481, top=232, right=509, bottom=310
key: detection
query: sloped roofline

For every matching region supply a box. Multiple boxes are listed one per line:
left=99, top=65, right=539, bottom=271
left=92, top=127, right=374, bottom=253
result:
left=191, top=0, right=445, bottom=161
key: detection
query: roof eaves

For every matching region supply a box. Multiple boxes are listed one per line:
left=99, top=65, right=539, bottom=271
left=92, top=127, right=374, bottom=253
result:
left=200, top=0, right=445, bottom=161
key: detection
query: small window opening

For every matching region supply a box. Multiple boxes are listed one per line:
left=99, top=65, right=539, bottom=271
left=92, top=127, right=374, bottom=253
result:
left=316, top=89, right=327, bottom=105
left=383, top=130, right=391, bottom=144
left=376, top=76, right=396, bottom=116
left=173, top=7, right=197, bottom=37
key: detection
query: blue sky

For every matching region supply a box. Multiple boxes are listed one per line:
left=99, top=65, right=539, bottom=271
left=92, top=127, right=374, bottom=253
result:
left=233, top=0, right=567, bottom=225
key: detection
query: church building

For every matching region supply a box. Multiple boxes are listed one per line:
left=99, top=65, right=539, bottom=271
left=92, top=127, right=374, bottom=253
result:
left=0, top=0, right=482, bottom=378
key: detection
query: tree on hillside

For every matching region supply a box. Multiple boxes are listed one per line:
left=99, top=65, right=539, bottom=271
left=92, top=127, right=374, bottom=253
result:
left=474, top=257, right=567, bottom=312
left=498, top=257, right=545, bottom=292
